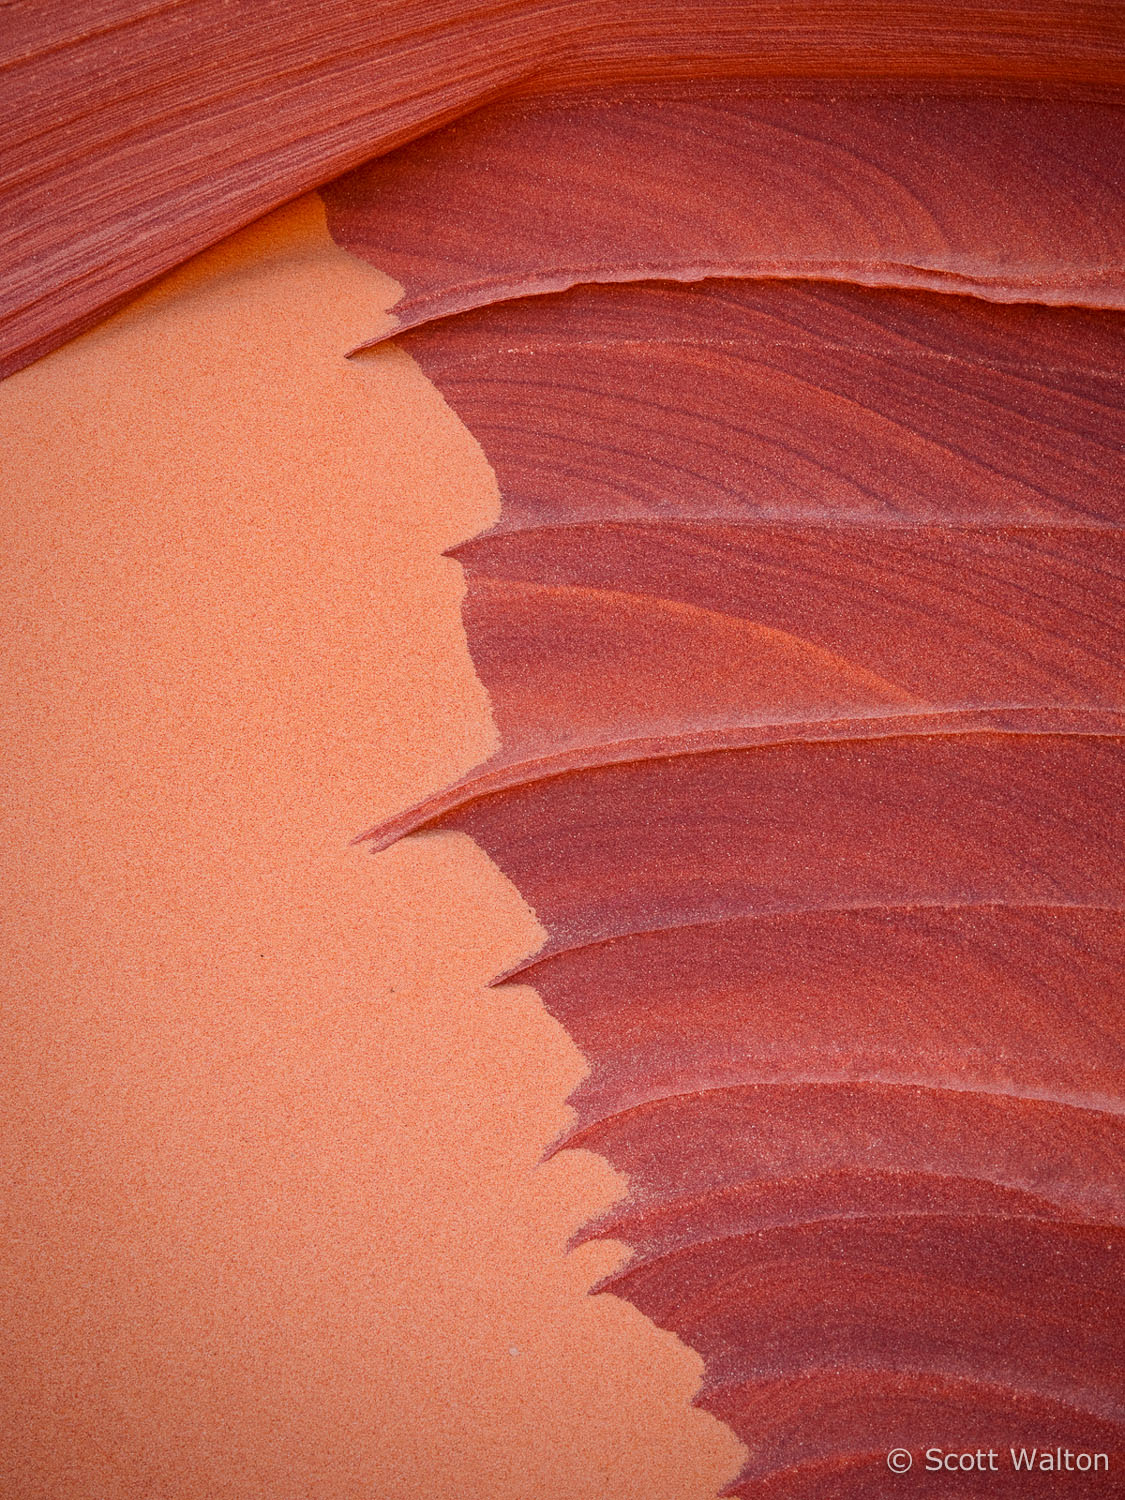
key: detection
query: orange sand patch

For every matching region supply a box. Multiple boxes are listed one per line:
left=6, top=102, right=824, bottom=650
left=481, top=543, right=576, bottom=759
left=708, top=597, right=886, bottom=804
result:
left=0, top=198, right=742, bottom=1499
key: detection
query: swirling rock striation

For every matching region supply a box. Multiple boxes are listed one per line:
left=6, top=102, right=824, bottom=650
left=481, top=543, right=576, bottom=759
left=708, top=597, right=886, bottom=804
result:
left=4, top=4, right=1124, bottom=378
left=329, top=90, right=1125, bottom=329
left=345, top=84, right=1125, bottom=1495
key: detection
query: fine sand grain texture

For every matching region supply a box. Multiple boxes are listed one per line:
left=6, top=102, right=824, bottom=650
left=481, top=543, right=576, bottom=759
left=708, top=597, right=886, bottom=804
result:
left=0, top=197, right=744, bottom=1499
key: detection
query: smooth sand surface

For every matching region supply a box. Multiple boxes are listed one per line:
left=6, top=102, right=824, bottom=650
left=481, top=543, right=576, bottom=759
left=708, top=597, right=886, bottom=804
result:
left=0, top=197, right=743, bottom=1498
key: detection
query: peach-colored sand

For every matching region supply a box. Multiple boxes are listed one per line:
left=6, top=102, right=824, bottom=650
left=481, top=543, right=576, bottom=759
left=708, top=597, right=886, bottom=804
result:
left=0, top=198, right=742, bottom=1498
